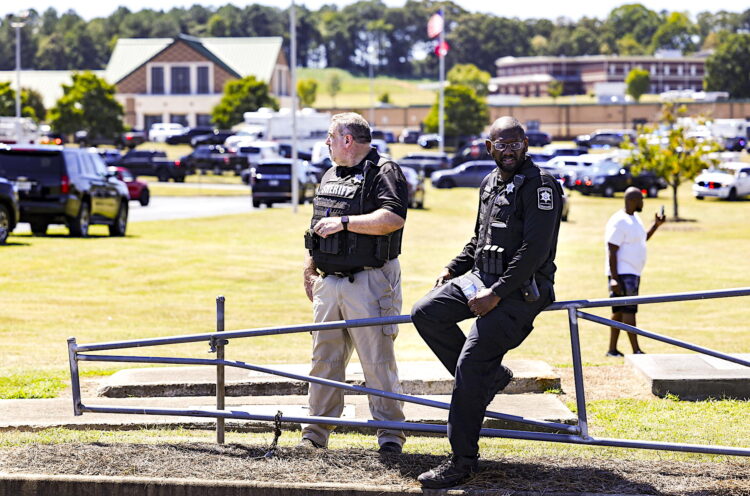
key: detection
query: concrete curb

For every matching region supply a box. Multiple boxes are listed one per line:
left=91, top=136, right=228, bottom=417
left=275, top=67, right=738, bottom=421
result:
left=0, top=473, right=652, bottom=496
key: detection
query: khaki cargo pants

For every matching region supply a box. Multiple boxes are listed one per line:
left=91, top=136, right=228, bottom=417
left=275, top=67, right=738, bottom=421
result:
left=301, top=258, right=406, bottom=448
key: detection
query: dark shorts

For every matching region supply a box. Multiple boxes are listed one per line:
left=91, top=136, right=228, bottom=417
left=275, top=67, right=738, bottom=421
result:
left=608, top=274, right=640, bottom=314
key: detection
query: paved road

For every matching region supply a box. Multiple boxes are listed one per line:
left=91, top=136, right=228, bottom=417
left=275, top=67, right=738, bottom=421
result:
left=12, top=192, right=261, bottom=234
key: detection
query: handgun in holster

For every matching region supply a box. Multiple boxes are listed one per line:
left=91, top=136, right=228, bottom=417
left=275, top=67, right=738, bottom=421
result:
left=521, top=275, right=540, bottom=303
left=374, top=234, right=391, bottom=261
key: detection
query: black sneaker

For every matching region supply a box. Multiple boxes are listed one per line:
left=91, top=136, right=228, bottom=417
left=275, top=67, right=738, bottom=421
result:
left=296, top=438, right=325, bottom=450
left=606, top=350, right=624, bottom=357
left=485, top=365, right=513, bottom=408
left=418, top=455, right=478, bottom=489
left=378, top=441, right=402, bottom=454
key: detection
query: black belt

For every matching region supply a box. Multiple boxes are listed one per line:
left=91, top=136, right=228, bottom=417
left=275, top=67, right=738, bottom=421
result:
left=320, top=267, right=367, bottom=282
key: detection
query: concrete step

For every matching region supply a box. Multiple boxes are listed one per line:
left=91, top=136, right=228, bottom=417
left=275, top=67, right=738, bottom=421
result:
left=626, top=353, right=750, bottom=400
left=0, top=393, right=576, bottom=434
left=97, top=360, right=561, bottom=398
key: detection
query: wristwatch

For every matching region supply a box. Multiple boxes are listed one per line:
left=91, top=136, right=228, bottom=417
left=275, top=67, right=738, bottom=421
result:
left=341, top=215, right=349, bottom=231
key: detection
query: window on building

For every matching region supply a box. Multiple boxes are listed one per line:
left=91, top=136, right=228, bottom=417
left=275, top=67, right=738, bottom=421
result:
left=151, top=67, right=164, bottom=95
left=197, top=66, right=210, bottom=94
left=609, top=64, right=616, bottom=75
left=677, top=65, right=683, bottom=76
left=690, top=65, right=696, bottom=76
left=171, top=66, right=191, bottom=94
left=170, top=114, right=188, bottom=126
left=196, top=114, right=213, bottom=126
left=650, top=64, right=656, bottom=75
left=144, top=115, right=162, bottom=132
left=664, top=65, right=670, bottom=76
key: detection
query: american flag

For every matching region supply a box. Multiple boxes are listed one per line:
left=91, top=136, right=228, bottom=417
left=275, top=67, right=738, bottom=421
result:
left=427, top=10, right=443, bottom=39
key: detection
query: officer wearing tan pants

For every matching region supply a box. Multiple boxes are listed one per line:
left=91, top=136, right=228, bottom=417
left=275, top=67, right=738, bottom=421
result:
left=300, top=113, right=409, bottom=454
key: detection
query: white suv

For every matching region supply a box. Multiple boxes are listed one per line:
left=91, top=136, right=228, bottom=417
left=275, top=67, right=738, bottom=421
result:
left=693, top=162, right=750, bottom=201
left=149, top=123, right=187, bottom=143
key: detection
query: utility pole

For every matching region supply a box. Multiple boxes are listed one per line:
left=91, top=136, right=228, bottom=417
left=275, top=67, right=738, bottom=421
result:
left=11, top=11, right=29, bottom=144
left=290, top=1, right=299, bottom=213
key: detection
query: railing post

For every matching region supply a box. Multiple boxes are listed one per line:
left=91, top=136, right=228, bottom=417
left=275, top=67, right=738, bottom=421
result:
left=216, top=296, right=226, bottom=444
left=67, top=337, right=82, bottom=416
left=567, top=308, right=588, bottom=438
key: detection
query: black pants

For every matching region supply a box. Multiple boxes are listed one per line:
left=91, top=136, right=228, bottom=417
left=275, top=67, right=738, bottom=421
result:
left=410, top=276, right=551, bottom=457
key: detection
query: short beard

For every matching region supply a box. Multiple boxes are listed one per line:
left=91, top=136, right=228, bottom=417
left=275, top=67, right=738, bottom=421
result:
left=498, top=157, right=523, bottom=174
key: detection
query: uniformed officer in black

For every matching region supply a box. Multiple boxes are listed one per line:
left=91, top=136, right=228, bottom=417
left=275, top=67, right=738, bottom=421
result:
left=412, top=116, right=563, bottom=488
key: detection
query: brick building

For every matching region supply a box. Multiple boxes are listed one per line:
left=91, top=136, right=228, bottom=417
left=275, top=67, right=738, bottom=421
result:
left=490, top=54, right=707, bottom=98
left=105, top=34, right=291, bottom=130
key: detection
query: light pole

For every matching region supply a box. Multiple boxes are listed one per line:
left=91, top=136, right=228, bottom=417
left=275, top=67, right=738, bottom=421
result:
left=11, top=11, right=30, bottom=144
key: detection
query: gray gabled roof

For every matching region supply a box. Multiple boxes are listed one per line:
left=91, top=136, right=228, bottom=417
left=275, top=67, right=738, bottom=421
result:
left=105, top=35, right=283, bottom=85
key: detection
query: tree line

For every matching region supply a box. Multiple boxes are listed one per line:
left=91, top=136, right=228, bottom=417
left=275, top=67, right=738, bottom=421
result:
left=1, top=2, right=749, bottom=76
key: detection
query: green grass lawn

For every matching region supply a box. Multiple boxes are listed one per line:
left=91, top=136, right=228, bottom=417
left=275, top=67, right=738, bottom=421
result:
left=298, top=67, right=437, bottom=108
left=2, top=182, right=749, bottom=377
left=1, top=180, right=748, bottom=460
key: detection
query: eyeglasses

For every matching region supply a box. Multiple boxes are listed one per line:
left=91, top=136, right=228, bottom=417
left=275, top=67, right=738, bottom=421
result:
left=489, top=140, right=525, bottom=152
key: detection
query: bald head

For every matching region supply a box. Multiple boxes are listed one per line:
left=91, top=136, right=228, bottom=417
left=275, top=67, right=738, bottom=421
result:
left=489, top=116, right=525, bottom=141
left=624, top=186, right=644, bottom=213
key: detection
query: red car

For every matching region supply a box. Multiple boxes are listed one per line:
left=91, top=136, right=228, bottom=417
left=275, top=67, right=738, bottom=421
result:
left=109, top=166, right=150, bottom=206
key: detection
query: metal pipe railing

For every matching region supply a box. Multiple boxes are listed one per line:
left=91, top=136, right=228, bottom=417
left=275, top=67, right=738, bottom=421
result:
left=67, top=287, right=750, bottom=457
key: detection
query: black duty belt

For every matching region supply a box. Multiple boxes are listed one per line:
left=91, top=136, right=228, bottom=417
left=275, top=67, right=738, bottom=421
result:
left=320, top=266, right=370, bottom=282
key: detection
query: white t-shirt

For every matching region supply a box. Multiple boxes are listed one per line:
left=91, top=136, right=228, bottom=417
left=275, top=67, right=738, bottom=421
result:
left=604, top=209, right=647, bottom=276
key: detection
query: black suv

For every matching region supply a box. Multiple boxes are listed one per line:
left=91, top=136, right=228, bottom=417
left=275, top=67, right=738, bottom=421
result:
left=0, top=145, right=129, bottom=237
left=113, top=150, right=186, bottom=182
left=250, top=159, right=319, bottom=208
left=0, top=176, right=20, bottom=244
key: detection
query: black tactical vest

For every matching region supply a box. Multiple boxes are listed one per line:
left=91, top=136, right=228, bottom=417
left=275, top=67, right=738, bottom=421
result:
left=308, top=157, right=402, bottom=273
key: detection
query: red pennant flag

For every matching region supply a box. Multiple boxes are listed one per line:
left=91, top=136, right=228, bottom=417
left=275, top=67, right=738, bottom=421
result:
left=434, top=40, right=450, bottom=57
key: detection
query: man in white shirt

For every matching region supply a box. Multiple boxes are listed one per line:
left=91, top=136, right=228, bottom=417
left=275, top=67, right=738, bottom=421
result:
left=605, top=187, right=665, bottom=357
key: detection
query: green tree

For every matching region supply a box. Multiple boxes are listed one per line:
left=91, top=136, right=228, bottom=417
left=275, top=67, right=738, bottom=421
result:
left=327, top=73, right=342, bottom=107
left=423, top=84, right=488, bottom=145
left=207, top=14, right=230, bottom=37
left=704, top=33, right=750, bottom=98
left=622, top=103, right=720, bottom=219
left=625, top=68, right=650, bottom=102
left=378, top=92, right=390, bottom=104
left=547, top=79, right=563, bottom=100
left=605, top=4, right=662, bottom=49
left=297, top=78, right=318, bottom=107
left=650, top=12, right=699, bottom=54
left=211, top=76, right=278, bottom=129
left=0, top=83, right=46, bottom=121
left=447, top=63, right=491, bottom=97
left=617, top=34, right=648, bottom=55
left=48, top=71, right=124, bottom=137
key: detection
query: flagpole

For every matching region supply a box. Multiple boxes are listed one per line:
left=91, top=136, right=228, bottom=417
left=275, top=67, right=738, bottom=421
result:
left=438, top=9, right=445, bottom=155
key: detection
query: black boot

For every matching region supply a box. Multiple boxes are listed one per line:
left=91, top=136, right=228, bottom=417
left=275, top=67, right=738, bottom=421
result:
left=485, top=365, right=513, bottom=408
left=418, top=455, right=478, bottom=489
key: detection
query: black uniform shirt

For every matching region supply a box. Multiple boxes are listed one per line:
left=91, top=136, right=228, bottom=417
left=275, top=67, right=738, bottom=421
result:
left=447, top=157, right=563, bottom=300
left=337, top=147, right=408, bottom=219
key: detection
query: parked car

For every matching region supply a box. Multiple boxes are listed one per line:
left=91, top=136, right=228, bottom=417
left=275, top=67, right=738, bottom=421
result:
left=112, top=149, right=186, bottom=182
left=38, top=131, right=66, bottom=145
left=402, top=166, right=425, bottom=209
left=575, top=129, right=635, bottom=149
left=180, top=145, right=247, bottom=175
left=191, top=130, right=236, bottom=147
left=278, top=143, right=312, bottom=161
left=0, top=145, right=129, bottom=237
left=545, top=155, right=599, bottom=188
left=236, top=141, right=281, bottom=169
left=398, top=152, right=450, bottom=176
left=722, top=136, right=748, bottom=152
left=250, top=159, right=319, bottom=208
left=372, top=129, right=396, bottom=143
left=570, top=160, right=666, bottom=198
left=693, top=162, right=750, bottom=201
left=165, top=126, right=215, bottom=145
left=526, top=130, right=552, bottom=147
left=149, top=123, right=187, bottom=143
left=451, top=139, right=492, bottom=167
left=418, top=133, right=441, bottom=149
left=97, top=149, right=122, bottom=166
left=399, top=128, right=420, bottom=144
left=0, top=175, right=20, bottom=244
left=528, top=152, right=554, bottom=166
left=542, top=145, right=589, bottom=158
left=74, top=129, right=146, bottom=149
left=108, top=166, right=150, bottom=206
left=431, top=160, right=496, bottom=188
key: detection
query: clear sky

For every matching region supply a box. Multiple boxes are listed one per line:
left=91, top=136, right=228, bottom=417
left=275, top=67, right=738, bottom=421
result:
left=5, top=0, right=745, bottom=22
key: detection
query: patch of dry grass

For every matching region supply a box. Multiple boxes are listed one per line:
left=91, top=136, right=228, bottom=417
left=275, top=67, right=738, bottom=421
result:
left=1, top=442, right=748, bottom=494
